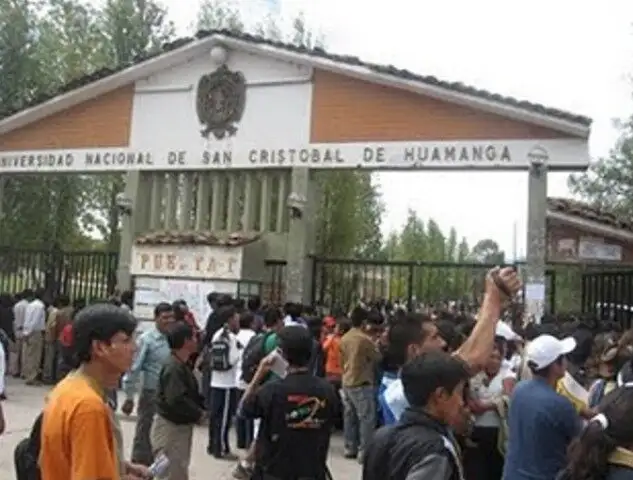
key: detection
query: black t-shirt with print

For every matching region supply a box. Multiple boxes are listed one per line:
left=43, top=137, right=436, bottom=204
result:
left=241, top=371, right=340, bottom=480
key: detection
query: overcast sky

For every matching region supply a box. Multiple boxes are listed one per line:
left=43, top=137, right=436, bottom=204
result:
left=132, top=0, right=633, bottom=258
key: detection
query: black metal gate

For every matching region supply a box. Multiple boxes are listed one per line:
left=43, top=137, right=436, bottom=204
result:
left=0, top=247, right=119, bottom=301
left=582, top=270, right=633, bottom=329
left=310, top=257, right=557, bottom=312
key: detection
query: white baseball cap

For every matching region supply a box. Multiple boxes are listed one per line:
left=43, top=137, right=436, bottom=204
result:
left=496, top=322, right=521, bottom=341
left=525, top=334, right=577, bottom=370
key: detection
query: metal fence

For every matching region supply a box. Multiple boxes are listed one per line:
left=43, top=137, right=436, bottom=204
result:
left=4, top=247, right=632, bottom=325
left=309, top=257, right=541, bottom=311
left=308, top=257, right=633, bottom=322
left=581, top=268, right=633, bottom=329
left=0, top=247, right=118, bottom=301
left=263, top=260, right=286, bottom=304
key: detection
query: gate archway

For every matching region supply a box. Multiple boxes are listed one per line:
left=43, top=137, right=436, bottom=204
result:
left=0, top=31, right=591, bottom=320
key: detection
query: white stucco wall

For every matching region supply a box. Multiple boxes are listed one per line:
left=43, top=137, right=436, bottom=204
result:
left=129, top=48, right=313, bottom=165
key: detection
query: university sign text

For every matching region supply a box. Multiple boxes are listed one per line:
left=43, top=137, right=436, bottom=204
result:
left=0, top=139, right=588, bottom=172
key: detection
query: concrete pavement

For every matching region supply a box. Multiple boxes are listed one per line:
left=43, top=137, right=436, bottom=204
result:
left=0, top=378, right=361, bottom=479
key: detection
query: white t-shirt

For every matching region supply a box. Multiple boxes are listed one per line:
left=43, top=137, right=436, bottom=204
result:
left=13, top=299, right=28, bottom=334
left=235, top=328, right=256, bottom=389
left=471, top=368, right=515, bottom=428
left=209, top=328, right=241, bottom=389
left=283, top=315, right=306, bottom=328
left=508, top=353, right=522, bottom=372
left=23, top=299, right=46, bottom=336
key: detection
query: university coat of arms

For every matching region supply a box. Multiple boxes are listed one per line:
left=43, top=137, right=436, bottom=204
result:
left=196, top=65, right=247, bottom=140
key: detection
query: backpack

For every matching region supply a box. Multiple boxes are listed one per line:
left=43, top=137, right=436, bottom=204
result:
left=14, top=412, right=42, bottom=480
left=241, top=331, right=274, bottom=383
left=308, top=339, right=325, bottom=377
left=209, top=329, right=233, bottom=371
left=59, top=323, right=73, bottom=347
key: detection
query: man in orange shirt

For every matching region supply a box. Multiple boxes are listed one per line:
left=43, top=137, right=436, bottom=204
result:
left=39, top=304, right=150, bottom=480
left=322, top=317, right=350, bottom=386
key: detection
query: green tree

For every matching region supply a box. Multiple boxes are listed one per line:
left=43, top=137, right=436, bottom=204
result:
left=456, top=237, right=473, bottom=302
left=0, top=0, right=42, bottom=245
left=469, top=238, right=505, bottom=304
left=425, top=219, right=446, bottom=299
left=471, top=238, right=505, bottom=264
left=197, top=0, right=244, bottom=31
left=1, top=0, right=176, bottom=252
left=36, top=0, right=105, bottom=88
left=0, top=0, right=40, bottom=113
left=394, top=210, right=426, bottom=299
left=443, top=227, right=459, bottom=297
left=0, top=0, right=91, bottom=250
left=354, top=174, right=385, bottom=258
left=565, top=124, right=633, bottom=311
left=99, top=0, right=174, bottom=66
left=568, top=119, right=633, bottom=218
left=378, top=210, right=479, bottom=304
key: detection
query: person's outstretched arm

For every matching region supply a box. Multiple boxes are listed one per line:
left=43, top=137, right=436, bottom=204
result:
left=455, top=267, right=521, bottom=372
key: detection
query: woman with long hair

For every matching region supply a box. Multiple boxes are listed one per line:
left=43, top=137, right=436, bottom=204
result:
left=559, top=385, right=633, bottom=480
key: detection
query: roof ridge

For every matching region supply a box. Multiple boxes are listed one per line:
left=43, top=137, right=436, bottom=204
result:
left=0, top=28, right=592, bottom=126
left=547, top=197, right=633, bottom=232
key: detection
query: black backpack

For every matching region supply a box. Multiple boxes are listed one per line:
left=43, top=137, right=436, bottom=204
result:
left=14, top=412, right=43, bottom=480
left=241, top=331, right=274, bottom=383
left=308, top=339, right=326, bottom=377
left=209, top=329, right=233, bottom=371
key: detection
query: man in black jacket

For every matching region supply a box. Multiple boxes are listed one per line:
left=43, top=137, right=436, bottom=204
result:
left=363, top=351, right=470, bottom=480
left=151, top=322, right=206, bottom=480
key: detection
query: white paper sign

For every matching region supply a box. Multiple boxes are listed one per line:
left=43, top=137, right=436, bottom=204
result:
left=525, top=283, right=545, bottom=302
left=133, top=276, right=239, bottom=328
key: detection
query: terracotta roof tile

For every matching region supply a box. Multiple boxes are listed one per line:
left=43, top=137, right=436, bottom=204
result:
left=0, top=29, right=591, bottom=127
left=135, top=231, right=260, bottom=246
left=547, top=197, right=633, bottom=232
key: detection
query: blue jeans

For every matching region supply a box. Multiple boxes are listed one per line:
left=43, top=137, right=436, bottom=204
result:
left=342, top=385, right=376, bottom=458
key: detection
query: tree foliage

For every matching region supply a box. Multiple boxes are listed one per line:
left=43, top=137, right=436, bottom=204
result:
left=0, top=0, right=175, bottom=251
left=380, top=209, right=504, bottom=304
left=568, top=118, right=633, bottom=218
left=197, top=0, right=244, bottom=32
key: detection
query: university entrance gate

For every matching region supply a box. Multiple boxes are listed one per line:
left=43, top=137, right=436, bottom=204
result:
left=0, top=31, right=591, bottom=322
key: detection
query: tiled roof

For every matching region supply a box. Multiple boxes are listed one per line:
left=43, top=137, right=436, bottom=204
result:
left=547, top=197, right=633, bottom=232
left=0, top=29, right=591, bottom=127
left=135, top=231, right=260, bottom=246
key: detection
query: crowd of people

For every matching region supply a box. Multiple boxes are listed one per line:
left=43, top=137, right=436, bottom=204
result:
left=2, top=266, right=633, bottom=479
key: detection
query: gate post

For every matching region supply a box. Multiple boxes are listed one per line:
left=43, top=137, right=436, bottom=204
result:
left=524, top=162, right=548, bottom=323
left=407, top=264, right=415, bottom=311
left=116, top=171, right=141, bottom=291
left=284, top=168, right=317, bottom=304
left=0, top=175, right=4, bottom=223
